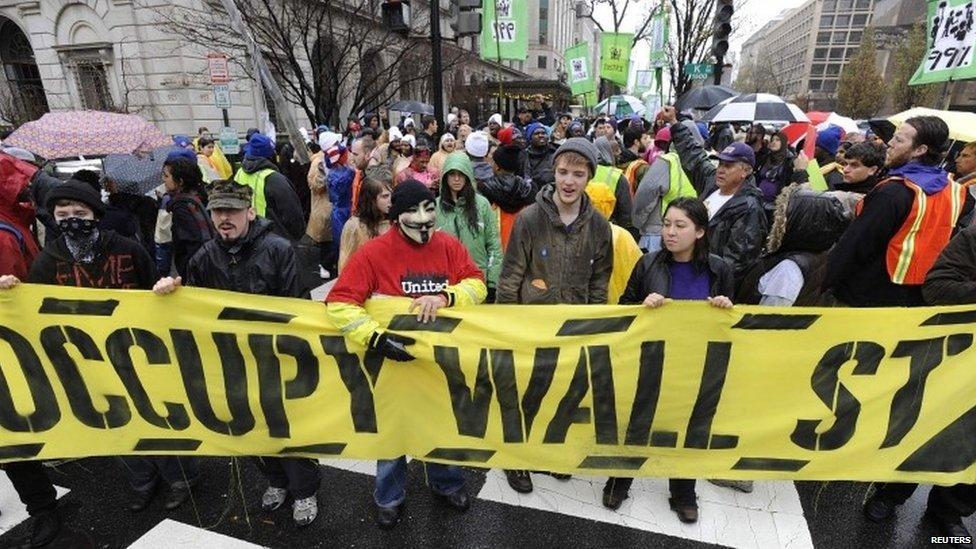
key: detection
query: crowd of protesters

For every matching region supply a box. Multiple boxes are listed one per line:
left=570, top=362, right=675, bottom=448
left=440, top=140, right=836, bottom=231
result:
left=0, top=96, right=975, bottom=547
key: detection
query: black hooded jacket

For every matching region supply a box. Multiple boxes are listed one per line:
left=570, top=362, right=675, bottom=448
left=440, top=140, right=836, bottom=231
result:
left=185, top=217, right=303, bottom=298
left=237, top=157, right=307, bottom=241
left=479, top=172, right=535, bottom=213
left=670, top=121, right=768, bottom=283
left=28, top=230, right=156, bottom=289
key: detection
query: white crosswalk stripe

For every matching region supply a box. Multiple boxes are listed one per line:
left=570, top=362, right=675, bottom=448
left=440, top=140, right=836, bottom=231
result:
left=127, top=519, right=266, bottom=548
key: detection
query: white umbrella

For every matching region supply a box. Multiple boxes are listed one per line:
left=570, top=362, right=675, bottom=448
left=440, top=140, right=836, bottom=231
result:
left=701, top=93, right=809, bottom=124
left=593, top=95, right=646, bottom=117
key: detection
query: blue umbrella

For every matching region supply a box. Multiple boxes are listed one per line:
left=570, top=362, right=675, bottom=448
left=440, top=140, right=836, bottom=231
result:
left=103, top=146, right=182, bottom=195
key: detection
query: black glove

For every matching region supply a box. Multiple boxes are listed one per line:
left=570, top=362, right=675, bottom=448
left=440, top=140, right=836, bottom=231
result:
left=368, top=331, right=416, bottom=362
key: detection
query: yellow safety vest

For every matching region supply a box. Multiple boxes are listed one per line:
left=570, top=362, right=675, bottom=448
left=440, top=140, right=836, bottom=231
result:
left=586, top=165, right=624, bottom=219
left=659, top=152, right=697, bottom=212
left=233, top=168, right=275, bottom=217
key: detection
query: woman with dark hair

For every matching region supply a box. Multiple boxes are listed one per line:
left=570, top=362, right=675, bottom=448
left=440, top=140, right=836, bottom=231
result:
left=338, top=167, right=393, bottom=272
left=196, top=137, right=220, bottom=182
left=756, top=131, right=795, bottom=205
left=163, top=157, right=216, bottom=276
left=602, top=197, right=734, bottom=524
left=436, top=151, right=502, bottom=299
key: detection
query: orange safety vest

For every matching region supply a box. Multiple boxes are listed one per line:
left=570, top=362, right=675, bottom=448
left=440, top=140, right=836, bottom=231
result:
left=350, top=169, right=364, bottom=215
left=495, top=205, right=520, bottom=251
left=623, top=159, right=647, bottom=196
left=883, top=176, right=967, bottom=285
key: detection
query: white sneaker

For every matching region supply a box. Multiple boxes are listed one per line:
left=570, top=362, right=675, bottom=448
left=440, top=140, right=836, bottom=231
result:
left=293, top=495, right=318, bottom=526
left=319, top=267, right=331, bottom=279
left=261, top=486, right=287, bottom=511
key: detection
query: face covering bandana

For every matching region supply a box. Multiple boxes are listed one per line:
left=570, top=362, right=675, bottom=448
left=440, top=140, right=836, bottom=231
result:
left=398, top=200, right=436, bottom=244
left=58, top=217, right=99, bottom=263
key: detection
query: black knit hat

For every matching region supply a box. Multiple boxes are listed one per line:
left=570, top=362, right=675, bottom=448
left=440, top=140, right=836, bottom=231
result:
left=389, top=179, right=435, bottom=220
left=492, top=144, right=522, bottom=173
left=45, top=179, right=105, bottom=217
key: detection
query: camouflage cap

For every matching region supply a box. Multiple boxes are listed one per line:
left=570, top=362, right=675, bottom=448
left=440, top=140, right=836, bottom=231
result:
left=206, top=179, right=253, bottom=211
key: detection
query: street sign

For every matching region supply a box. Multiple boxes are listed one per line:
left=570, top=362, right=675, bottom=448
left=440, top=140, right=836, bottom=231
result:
left=683, top=63, right=714, bottom=80
left=219, top=126, right=239, bottom=155
left=213, top=84, right=231, bottom=109
left=207, top=53, right=230, bottom=84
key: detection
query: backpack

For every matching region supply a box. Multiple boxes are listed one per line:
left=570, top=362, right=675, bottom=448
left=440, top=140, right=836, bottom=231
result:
left=0, top=220, right=26, bottom=255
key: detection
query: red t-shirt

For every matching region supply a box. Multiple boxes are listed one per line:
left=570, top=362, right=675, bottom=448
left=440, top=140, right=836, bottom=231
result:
left=327, top=227, right=484, bottom=305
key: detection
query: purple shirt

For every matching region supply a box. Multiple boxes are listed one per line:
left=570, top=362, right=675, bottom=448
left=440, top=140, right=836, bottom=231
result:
left=668, top=261, right=711, bottom=300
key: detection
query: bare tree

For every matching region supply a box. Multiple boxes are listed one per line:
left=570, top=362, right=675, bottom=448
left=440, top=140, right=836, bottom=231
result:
left=148, top=0, right=463, bottom=127
left=734, top=53, right=788, bottom=96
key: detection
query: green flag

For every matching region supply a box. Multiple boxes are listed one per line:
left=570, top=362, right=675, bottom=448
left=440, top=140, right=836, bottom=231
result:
left=648, top=7, right=669, bottom=69
left=806, top=159, right=828, bottom=192
left=565, top=42, right=595, bottom=97
left=600, top=32, right=633, bottom=87
left=480, top=0, right=529, bottom=61
left=910, top=0, right=976, bottom=85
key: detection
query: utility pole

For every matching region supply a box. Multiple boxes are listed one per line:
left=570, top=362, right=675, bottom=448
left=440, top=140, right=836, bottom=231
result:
left=216, top=0, right=309, bottom=163
left=431, top=0, right=445, bottom=137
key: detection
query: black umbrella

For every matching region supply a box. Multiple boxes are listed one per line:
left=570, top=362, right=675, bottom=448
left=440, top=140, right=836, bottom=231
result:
left=675, top=85, right=739, bottom=111
left=388, top=100, right=434, bottom=115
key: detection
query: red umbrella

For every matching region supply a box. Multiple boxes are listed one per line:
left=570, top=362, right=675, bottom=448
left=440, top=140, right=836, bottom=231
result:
left=782, top=123, right=810, bottom=146
left=5, top=111, right=170, bottom=160
left=805, top=111, right=831, bottom=125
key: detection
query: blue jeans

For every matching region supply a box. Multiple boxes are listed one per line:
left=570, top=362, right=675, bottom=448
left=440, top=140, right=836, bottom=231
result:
left=374, top=457, right=465, bottom=508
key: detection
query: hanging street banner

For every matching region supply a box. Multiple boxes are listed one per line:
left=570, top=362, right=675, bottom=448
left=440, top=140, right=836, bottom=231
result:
left=634, top=70, right=655, bottom=94
left=910, top=0, right=976, bottom=85
left=566, top=42, right=596, bottom=97
left=648, top=6, right=670, bottom=69
left=480, top=0, right=529, bottom=61
left=1, top=284, right=976, bottom=484
left=600, top=32, right=634, bottom=87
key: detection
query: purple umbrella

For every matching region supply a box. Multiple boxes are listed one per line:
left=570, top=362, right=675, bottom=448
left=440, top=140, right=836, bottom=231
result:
left=5, top=111, right=171, bottom=160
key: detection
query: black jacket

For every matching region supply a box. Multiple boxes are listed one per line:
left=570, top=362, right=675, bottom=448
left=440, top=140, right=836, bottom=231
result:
left=107, top=192, right=158, bottom=252
left=670, top=121, right=768, bottom=283
left=619, top=251, right=734, bottom=304
left=237, top=157, right=307, bottom=242
left=185, top=218, right=303, bottom=298
left=28, top=230, right=156, bottom=289
left=167, top=191, right=216, bottom=277
left=524, top=144, right=556, bottom=186
left=825, top=179, right=974, bottom=306
left=479, top=172, right=535, bottom=213
left=923, top=224, right=976, bottom=305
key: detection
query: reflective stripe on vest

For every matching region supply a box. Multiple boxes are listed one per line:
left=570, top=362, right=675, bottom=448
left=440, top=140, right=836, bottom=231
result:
left=886, top=176, right=967, bottom=285
left=659, top=152, right=697, bottom=212
left=623, top=159, right=647, bottom=195
left=586, top=165, right=623, bottom=218
left=233, top=168, right=275, bottom=216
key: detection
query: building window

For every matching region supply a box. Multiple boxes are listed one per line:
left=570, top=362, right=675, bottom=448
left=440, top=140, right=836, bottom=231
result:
left=74, top=60, right=112, bottom=111
left=814, top=48, right=828, bottom=60
left=835, top=14, right=851, bottom=26
left=823, top=0, right=836, bottom=10
left=817, top=31, right=831, bottom=44
left=811, top=63, right=825, bottom=75
left=823, top=80, right=837, bottom=92
left=820, top=15, right=833, bottom=26
left=829, top=48, right=845, bottom=60
left=849, top=30, right=862, bottom=43
left=809, top=79, right=822, bottom=90
left=838, top=0, right=854, bottom=10
left=856, top=0, right=871, bottom=8
left=0, top=20, right=48, bottom=122
left=538, top=55, right=547, bottom=69
left=852, top=14, right=868, bottom=26
left=826, top=64, right=841, bottom=76
left=539, top=0, right=548, bottom=45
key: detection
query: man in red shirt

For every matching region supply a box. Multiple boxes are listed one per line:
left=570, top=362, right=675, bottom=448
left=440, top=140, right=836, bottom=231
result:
left=326, top=179, right=486, bottom=529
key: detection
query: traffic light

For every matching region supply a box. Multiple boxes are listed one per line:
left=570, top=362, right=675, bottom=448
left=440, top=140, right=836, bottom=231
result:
left=451, top=0, right=482, bottom=38
left=382, top=0, right=412, bottom=36
left=711, top=0, right=733, bottom=60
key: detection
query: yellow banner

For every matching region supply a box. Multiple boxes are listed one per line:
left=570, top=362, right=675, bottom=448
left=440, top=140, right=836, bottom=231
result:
left=1, top=284, right=974, bottom=485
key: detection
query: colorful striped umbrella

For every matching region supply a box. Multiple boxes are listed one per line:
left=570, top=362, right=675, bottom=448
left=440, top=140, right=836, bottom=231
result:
left=5, top=111, right=171, bottom=160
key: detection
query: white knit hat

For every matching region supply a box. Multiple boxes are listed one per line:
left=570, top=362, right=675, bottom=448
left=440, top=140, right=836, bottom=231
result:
left=465, top=131, right=489, bottom=158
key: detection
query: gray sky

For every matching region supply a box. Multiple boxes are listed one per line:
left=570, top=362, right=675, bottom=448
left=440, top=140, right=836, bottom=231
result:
left=591, top=0, right=809, bottom=86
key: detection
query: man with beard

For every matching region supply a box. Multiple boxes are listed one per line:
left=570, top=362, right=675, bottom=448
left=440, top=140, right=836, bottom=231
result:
left=825, top=116, right=973, bottom=307
left=326, top=180, right=487, bottom=529
left=152, top=180, right=320, bottom=527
